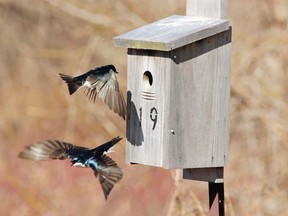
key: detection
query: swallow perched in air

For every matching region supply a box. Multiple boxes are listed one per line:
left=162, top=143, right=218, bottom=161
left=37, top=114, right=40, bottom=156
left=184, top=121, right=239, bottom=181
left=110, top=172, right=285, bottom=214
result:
left=18, top=136, right=123, bottom=200
left=59, top=65, right=127, bottom=120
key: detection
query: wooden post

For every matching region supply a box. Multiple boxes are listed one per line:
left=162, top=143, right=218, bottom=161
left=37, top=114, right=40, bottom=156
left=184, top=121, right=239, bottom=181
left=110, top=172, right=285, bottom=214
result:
left=184, top=1, right=229, bottom=216
left=186, top=0, right=228, bottom=19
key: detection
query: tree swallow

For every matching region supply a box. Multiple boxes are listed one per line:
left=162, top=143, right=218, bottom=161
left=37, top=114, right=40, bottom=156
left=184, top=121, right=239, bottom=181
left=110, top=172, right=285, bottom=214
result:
left=59, top=65, right=127, bottom=120
left=18, top=136, right=123, bottom=200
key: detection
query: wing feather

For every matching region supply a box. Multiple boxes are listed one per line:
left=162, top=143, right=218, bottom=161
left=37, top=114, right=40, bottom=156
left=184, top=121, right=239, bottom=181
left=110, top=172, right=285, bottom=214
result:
left=85, top=72, right=127, bottom=120
left=96, top=73, right=127, bottom=120
left=93, top=154, right=123, bottom=200
left=18, top=140, right=77, bottom=161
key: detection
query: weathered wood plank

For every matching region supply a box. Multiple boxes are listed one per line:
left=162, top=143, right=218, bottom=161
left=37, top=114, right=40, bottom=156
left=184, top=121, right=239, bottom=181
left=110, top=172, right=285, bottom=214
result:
left=166, top=28, right=231, bottom=168
left=126, top=49, right=171, bottom=167
left=186, top=0, right=228, bottom=19
left=114, top=15, right=229, bottom=51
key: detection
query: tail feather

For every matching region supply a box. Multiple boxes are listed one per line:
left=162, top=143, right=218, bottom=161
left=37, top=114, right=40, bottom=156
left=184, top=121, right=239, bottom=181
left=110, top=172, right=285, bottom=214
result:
left=93, top=136, right=122, bottom=156
left=59, top=73, right=81, bottom=95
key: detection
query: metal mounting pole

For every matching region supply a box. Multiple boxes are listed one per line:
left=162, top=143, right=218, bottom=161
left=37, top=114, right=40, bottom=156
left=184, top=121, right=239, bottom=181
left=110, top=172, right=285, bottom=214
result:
left=209, top=182, right=225, bottom=216
left=184, top=167, right=225, bottom=216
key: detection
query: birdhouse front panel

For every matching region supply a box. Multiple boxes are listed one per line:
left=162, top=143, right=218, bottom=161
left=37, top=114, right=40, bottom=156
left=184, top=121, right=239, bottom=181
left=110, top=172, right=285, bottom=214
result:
left=126, top=49, right=172, bottom=167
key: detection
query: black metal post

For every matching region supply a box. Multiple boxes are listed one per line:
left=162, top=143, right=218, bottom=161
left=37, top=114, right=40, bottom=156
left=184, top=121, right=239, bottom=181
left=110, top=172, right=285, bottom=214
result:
left=209, top=182, right=225, bottom=216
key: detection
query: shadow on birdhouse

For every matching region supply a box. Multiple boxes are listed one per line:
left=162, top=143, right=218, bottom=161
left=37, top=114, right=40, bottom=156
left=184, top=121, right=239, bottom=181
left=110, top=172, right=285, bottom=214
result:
left=126, top=91, right=144, bottom=148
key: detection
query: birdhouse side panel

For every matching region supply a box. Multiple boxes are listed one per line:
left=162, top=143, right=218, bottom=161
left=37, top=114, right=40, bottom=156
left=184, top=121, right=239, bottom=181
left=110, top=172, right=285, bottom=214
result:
left=166, top=49, right=217, bottom=168
left=166, top=29, right=231, bottom=168
left=211, top=28, right=231, bottom=166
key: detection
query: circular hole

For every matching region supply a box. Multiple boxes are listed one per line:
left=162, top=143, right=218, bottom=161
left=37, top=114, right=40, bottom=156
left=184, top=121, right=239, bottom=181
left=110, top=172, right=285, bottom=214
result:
left=143, top=71, right=153, bottom=87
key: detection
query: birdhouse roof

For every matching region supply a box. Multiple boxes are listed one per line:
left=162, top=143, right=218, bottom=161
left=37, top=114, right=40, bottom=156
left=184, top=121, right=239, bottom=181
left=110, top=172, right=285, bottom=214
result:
left=114, top=15, right=229, bottom=51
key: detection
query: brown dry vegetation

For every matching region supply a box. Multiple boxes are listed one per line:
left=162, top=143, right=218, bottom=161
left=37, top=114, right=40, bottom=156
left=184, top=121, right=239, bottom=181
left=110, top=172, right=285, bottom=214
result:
left=0, top=0, right=287, bottom=215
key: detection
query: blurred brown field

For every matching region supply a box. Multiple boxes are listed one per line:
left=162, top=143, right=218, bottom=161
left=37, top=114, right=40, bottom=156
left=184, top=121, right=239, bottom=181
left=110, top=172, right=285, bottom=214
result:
left=0, top=0, right=287, bottom=215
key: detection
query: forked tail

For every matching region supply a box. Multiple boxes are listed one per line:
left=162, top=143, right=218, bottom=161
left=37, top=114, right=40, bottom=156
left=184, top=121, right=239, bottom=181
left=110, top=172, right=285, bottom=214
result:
left=59, top=73, right=81, bottom=95
left=93, top=136, right=122, bottom=156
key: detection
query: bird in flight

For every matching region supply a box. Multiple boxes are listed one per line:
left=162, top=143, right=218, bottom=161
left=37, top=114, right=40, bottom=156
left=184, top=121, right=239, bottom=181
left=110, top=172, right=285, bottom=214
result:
left=18, top=136, right=123, bottom=200
left=59, top=65, right=127, bottom=120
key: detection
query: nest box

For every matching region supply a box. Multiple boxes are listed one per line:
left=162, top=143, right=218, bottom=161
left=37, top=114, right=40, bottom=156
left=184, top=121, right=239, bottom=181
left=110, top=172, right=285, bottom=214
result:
left=114, top=15, right=231, bottom=169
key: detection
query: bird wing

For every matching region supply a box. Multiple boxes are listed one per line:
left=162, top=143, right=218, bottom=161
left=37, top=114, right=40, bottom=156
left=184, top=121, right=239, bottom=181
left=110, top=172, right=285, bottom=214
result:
left=85, top=72, right=127, bottom=120
left=18, top=140, right=81, bottom=161
left=92, top=154, right=123, bottom=200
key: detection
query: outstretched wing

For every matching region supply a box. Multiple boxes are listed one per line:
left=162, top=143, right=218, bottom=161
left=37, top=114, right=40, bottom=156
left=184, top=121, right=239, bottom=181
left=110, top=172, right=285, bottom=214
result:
left=92, top=154, right=123, bottom=200
left=18, top=140, right=80, bottom=161
left=85, top=72, right=127, bottom=120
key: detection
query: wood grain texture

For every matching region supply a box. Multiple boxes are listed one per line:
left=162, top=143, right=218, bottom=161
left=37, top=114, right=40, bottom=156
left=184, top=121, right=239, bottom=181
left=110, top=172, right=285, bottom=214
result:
left=186, top=0, right=228, bottom=19
left=113, top=15, right=229, bottom=51
left=126, top=28, right=231, bottom=168
left=126, top=49, right=171, bottom=167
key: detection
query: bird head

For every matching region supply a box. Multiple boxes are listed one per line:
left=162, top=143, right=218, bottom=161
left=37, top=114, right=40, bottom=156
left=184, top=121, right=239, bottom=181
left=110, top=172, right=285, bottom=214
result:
left=107, top=64, right=118, bottom=73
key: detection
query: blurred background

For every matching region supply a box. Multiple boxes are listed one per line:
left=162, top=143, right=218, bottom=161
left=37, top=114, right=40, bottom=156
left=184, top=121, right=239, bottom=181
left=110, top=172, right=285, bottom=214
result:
left=0, top=0, right=287, bottom=215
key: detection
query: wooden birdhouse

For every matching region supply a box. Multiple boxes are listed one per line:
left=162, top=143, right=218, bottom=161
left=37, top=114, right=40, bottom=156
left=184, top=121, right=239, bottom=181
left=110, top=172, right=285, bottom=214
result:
left=114, top=2, right=231, bottom=170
